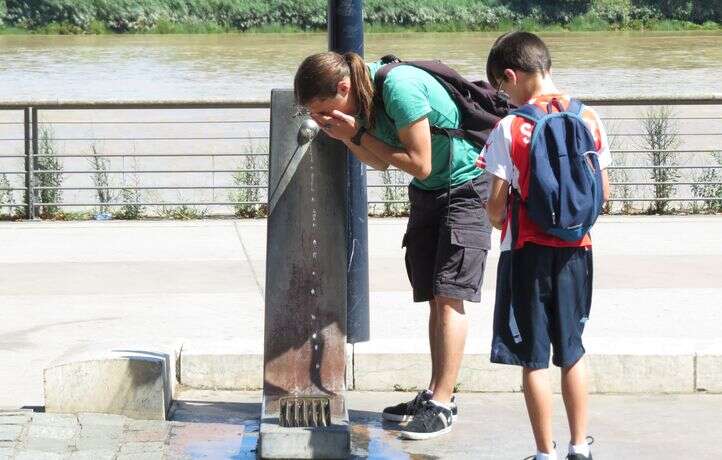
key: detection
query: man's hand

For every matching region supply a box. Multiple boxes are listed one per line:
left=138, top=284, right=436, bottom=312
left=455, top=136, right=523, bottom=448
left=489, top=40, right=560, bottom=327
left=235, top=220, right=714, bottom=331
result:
left=311, top=110, right=358, bottom=142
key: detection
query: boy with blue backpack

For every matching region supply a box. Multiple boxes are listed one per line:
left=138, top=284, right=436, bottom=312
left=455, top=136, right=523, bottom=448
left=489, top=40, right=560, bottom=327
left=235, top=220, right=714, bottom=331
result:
left=479, top=32, right=611, bottom=460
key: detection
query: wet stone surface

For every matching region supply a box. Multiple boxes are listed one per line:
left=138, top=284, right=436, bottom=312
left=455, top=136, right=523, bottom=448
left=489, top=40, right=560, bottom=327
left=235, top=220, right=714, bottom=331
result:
left=2, top=390, right=722, bottom=459
left=0, top=407, right=244, bottom=460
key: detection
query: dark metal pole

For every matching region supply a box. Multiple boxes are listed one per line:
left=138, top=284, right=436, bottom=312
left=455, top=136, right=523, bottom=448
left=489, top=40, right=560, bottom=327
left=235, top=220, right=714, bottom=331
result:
left=328, top=0, right=369, bottom=344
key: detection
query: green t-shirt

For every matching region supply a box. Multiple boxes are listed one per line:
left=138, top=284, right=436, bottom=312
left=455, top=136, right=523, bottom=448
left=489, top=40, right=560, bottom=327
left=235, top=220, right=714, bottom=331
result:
left=367, top=62, right=483, bottom=191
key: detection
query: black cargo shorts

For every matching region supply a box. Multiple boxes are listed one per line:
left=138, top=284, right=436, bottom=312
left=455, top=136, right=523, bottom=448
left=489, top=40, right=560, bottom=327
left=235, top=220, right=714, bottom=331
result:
left=402, top=173, right=492, bottom=303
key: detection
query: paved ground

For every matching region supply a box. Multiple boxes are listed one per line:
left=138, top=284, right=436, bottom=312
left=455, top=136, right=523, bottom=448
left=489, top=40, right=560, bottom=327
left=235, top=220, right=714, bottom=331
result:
left=1, top=216, right=721, bottom=407
left=2, top=390, right=721, bottom=459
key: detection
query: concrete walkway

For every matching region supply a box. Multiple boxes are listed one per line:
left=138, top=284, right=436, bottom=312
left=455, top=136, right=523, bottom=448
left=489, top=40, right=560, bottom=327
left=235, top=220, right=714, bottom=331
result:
left=1, top=217, right=721, bottom=407
left=2, top=390, right=721, bottom=459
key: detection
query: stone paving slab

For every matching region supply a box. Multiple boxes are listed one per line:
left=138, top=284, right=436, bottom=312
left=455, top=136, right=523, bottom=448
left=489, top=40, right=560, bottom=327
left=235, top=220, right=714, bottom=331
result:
left=69, top=451, right=117, bottom=460
left=0, top=425, right=22, bottom=442
left=176, top=389, right=722, bottom=460
left=1, top=389, right=721, bottom=458
left=0, top=408, right=245, bottom=460
left=166, top=422, right=246, bottom=460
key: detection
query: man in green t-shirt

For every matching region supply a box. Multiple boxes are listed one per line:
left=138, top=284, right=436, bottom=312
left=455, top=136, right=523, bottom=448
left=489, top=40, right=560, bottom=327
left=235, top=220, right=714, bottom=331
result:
left=295, top=51, right=492, bottom=440
left=366, top=61, right=483, bottom=190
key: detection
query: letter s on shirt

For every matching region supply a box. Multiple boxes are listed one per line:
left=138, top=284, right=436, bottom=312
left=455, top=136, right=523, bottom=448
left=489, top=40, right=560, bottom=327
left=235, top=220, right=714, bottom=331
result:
left=521, top=122, right=533, bottom=145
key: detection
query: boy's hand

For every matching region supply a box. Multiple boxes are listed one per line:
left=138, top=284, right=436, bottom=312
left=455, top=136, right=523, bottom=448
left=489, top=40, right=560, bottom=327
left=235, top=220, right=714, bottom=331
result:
left=487, top=175, right=510, bottom=230
left=311, top=110, right=358, bottom=142
left=475, top=152, right=487, bottom=169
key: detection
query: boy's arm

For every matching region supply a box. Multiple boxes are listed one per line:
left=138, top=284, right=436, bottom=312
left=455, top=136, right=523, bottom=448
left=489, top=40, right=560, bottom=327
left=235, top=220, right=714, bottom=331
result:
left=587, top=107, right=612, bottom=202
left=477, top=116, right=514, bottom=229
left=487, top=175, right=509, bottom=230
left=602, top=169, right=610, bottom=202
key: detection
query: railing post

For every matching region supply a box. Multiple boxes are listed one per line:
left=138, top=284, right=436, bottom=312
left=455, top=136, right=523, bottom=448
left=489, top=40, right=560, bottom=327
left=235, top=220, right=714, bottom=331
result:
left=23, top=107, right=35, bottom=220
left=31, top=108, right=40, bottom=218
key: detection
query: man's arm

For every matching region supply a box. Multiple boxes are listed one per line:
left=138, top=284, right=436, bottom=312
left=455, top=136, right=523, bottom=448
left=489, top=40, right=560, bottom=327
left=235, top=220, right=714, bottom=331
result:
left=487, top=175, right=509, bottom=230
left=314, top=110, right=433, bottom=180
left=343, top=140, right=390, bottom=171
left=354, top=116, right=432, bottom=180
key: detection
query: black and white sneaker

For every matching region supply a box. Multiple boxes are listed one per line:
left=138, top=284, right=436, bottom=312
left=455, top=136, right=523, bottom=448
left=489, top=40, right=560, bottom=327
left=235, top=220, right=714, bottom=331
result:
left=382, top=391, right=458, bottom=422
left=567, top=453, right=593, bottom=460
left=523, top=442, right=558, bottom=460
left=382, top=390, right=430, bottom=422
left=567, top=436, right=594, bottom=460
left=399, top=401, right=454, bottom=440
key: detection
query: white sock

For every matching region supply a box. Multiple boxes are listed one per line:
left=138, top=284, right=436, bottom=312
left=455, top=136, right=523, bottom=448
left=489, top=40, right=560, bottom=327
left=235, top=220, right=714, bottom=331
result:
left=423, top=389, right=433, bottom=396
left=569, top=442, right=590, bottom=457
left=428, top=399, right=451, bottom=410
left=535, top=450, right=557, bottom=460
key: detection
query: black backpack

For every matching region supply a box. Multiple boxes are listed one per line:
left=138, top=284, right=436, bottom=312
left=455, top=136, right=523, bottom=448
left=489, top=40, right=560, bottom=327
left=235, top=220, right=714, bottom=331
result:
left=373, top=55, right=513, bottom=149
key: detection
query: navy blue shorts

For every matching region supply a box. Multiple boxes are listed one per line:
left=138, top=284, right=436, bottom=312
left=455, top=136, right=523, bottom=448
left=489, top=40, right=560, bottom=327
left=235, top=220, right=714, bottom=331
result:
left=490, top=243, right=593, bottom=369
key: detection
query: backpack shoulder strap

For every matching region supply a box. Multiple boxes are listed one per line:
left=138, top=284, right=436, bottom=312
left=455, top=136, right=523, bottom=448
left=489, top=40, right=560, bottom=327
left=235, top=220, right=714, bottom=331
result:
left=566, top=98, right=585, bottom=115
left=510, top=103, right=546, bottom=124
left=373, top=61, right=404, bottom=104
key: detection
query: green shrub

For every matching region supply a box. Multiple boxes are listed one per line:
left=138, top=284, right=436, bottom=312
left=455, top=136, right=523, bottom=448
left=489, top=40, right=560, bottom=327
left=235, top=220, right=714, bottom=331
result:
left=640, top=106, right=680, bottom=214
left=370, top=168, right=410, bottom=217
left=5, top=0, right=95, bottom=29
left=35, top=127, right=64, bottom=218
left=0, top=173, right=16, bottom=218
left=88, top=145, right=115, bottom=214
left=634, top=0, right=721, bottom=22
left=590, top=0, right=647, bottom=26
left=230, top=153, right=268, bottom=218
left=2, top=0, right=719, bottom=33
left=690, top=153, right=722, bottom=214
left=506, top=0, right=593, bottom=23
left=374, top=0, right=517, bottom=30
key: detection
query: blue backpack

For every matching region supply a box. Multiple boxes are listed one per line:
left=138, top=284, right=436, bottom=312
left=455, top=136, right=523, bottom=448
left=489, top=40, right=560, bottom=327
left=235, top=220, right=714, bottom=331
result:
left=511, top=98, right=604, bottom=242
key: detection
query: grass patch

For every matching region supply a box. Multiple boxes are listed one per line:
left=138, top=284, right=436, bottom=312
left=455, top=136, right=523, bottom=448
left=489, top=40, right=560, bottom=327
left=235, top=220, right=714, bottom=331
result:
left=244, top=23, right=307, bottom=33
left=158, top=203, right=209, bottom=219
left=32, top=21, right=86, bottom=35
left=643, top=19, right=711, bottom=31
left=0, top=25, right=30, bottom=34
left=150, top=19, right=230, bottom=34
left=50, top=210, right=94, bottom=221
left=392, top=384, right=419, bottom=392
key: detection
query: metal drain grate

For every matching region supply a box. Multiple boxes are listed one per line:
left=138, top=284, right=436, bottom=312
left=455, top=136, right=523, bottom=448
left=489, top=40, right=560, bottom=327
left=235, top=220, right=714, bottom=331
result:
left=279, top=396, right=331, bottom=428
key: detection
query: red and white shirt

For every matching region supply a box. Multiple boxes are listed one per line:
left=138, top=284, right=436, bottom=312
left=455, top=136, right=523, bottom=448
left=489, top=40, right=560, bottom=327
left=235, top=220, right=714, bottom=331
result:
left=481, top=94, right=612, bottom=252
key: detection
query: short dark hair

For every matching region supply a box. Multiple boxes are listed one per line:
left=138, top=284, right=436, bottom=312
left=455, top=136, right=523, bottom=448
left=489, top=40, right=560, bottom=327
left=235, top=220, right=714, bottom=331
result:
left=486, top=32, right=552, bottom=88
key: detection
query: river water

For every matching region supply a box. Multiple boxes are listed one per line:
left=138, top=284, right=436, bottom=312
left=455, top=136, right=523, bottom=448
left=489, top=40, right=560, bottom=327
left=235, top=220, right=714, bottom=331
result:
left=0, top=31, right=720, bottom=215
left=1, top=31, right=721, bottom=101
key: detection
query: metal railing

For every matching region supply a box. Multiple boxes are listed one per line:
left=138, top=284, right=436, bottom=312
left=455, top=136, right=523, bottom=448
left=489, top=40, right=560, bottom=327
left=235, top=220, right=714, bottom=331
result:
left=0, top=97, right=720, bottom=219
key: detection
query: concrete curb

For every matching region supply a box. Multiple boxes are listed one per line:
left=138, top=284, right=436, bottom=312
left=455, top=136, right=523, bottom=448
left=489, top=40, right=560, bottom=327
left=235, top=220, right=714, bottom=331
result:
left=41, top=342, right=721, bottom=420
left=350, top=347, right=710, bottom=394
left=174, top=345, right=721, bottom=394
left=179, top=341, right=262, bottom=390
